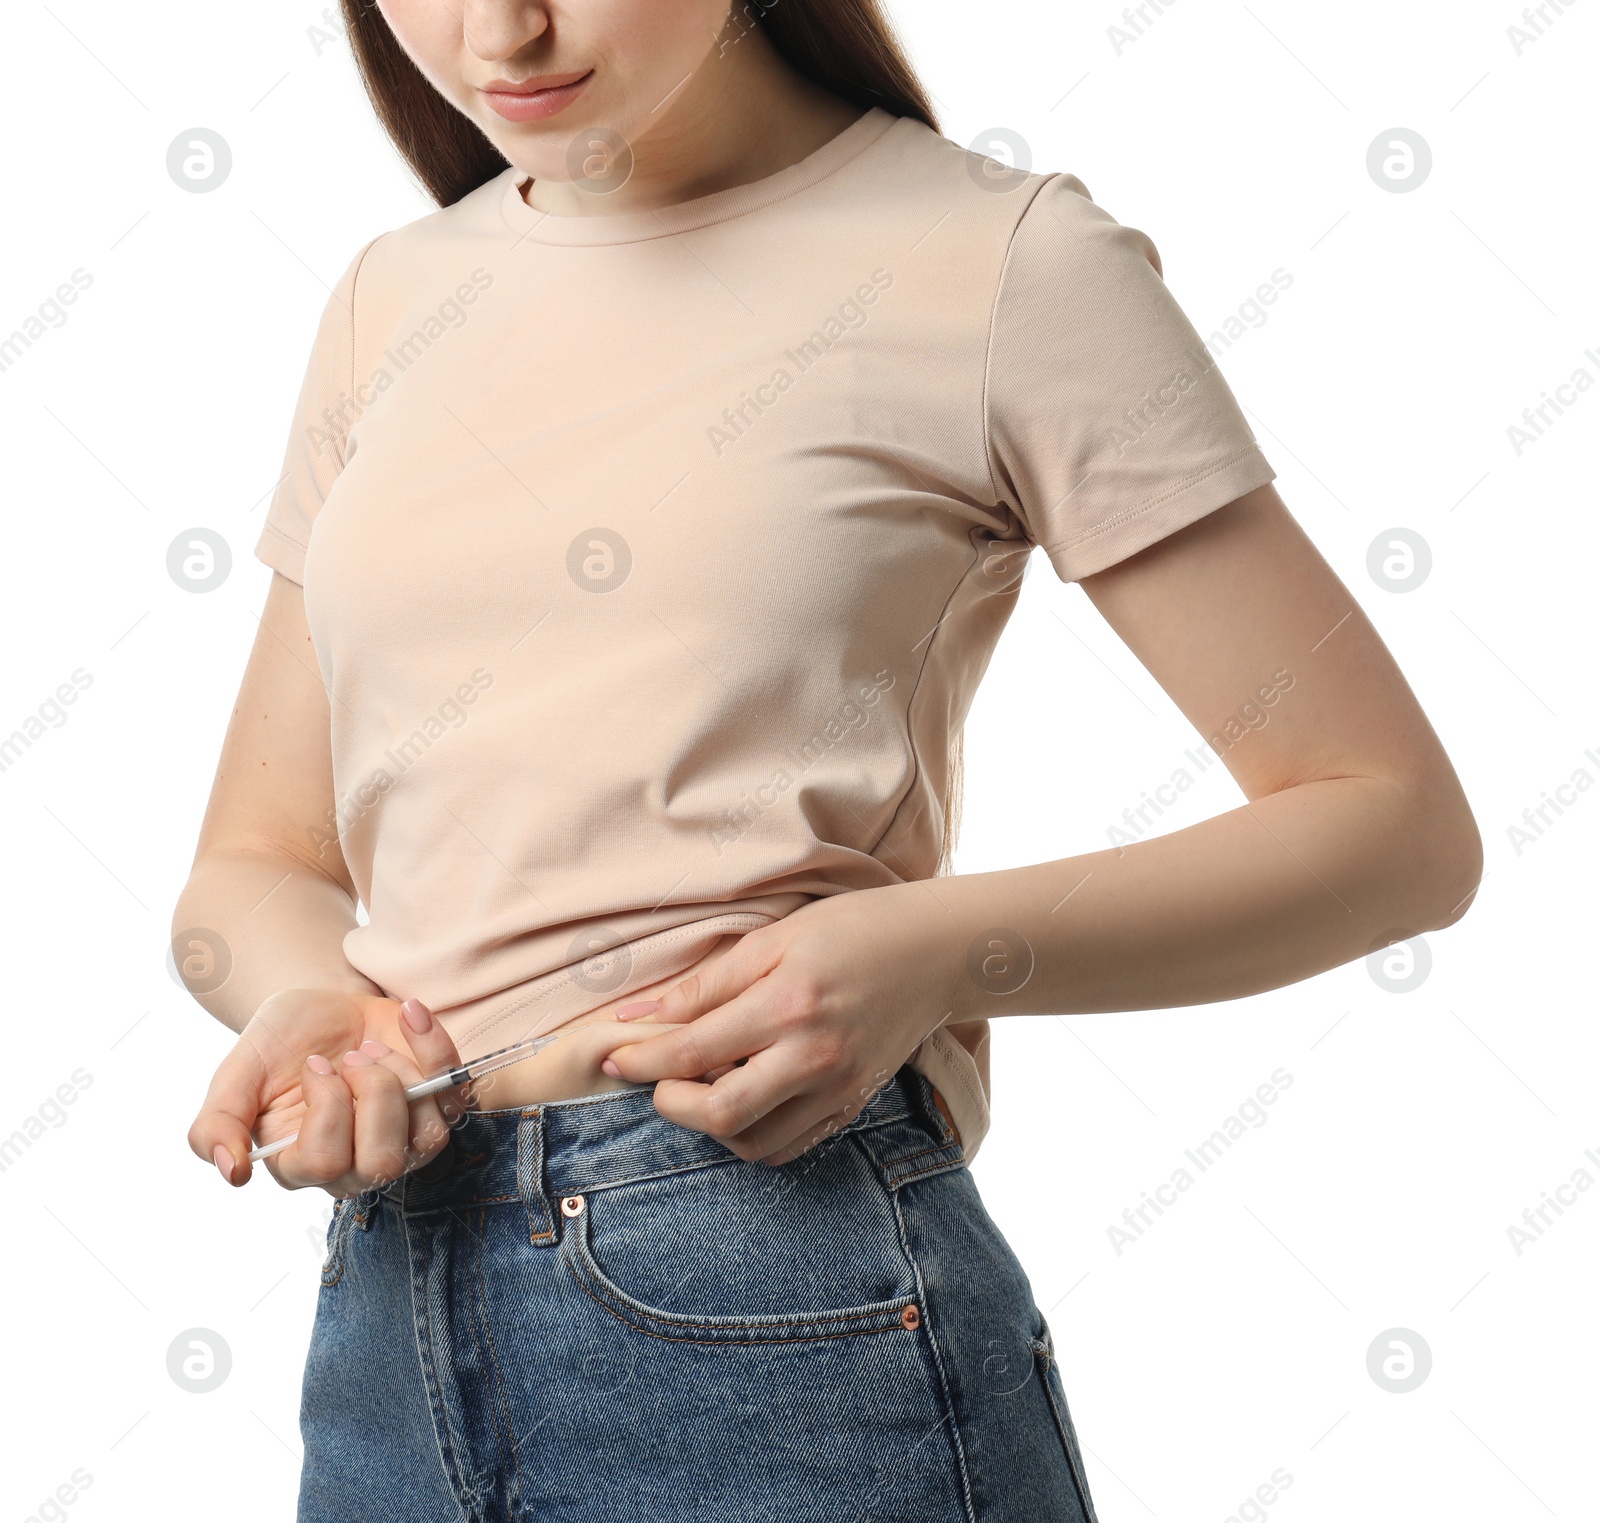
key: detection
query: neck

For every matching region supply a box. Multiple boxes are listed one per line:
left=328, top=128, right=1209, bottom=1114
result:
left=521, top=20, right=864, bottom=219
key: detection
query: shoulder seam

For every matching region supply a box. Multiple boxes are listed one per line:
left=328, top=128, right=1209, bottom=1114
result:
left=337, top=233, right=387, bottom=468
left=979, top=173, right=1063, bottom=513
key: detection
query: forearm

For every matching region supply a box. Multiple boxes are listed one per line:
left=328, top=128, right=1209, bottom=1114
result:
left=171, top=846, right=382, bottom=1035
left=922, top=774, right=1480, bottom=1023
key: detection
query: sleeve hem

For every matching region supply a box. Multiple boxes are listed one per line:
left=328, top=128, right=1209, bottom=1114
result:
left=254, top=519, right=308, bottom=585
left=1041, top=443, right=1277, bottom=582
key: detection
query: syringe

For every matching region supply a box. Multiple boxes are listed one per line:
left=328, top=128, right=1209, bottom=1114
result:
left=247, top=1028, right=585, bottom=1162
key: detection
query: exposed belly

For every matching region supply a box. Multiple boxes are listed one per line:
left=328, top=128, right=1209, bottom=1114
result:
left=456, top=931, right=962, bottom=1145
left=459, top=934, right=746, bottom=1112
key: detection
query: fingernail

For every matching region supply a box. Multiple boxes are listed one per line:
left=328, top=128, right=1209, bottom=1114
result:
left=401, top=999, right=433, bottom=1034
left=213, top=1144, right=232, bottom=1181
left=343, top=1049, right=375, bottom=1067
left=616, top=1000, right=660, bottom=1021
left=306, top=1054, right=335, bottom=1076
left=360, top=1039, right=391, bottom=1057
left=601, top=1059, right=622, bottom=1077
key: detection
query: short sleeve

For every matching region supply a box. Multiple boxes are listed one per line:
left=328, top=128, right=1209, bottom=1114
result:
left=984, top=174, right=1276, bottom=582
left=254, top=239, right=379, bottom=585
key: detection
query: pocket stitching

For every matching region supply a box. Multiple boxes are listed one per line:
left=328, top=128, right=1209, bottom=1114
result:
left=320, top=1198, right=354, bottom=1287
left=561, top=1197, right=918, bottom=1344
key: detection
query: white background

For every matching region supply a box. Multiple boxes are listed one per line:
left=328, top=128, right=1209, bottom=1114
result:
left=0, top=1, right=1594, bottom=1519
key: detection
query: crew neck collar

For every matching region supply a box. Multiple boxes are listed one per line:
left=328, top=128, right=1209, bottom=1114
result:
left=498, top=105, right=898, bottom=246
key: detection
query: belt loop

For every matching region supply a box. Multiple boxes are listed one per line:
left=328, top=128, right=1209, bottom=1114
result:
left=517, top=1107, right=555, bottom=1244
left=903, top=1064, right=956, bottom=1147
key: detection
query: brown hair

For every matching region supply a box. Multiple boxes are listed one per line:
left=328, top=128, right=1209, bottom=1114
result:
left=339, top=0, right=940, bottom=206
left=336, top=0, right=964, bottom=873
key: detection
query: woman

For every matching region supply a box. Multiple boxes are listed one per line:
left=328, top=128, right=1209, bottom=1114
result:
left=178, top=2, right=1482, bottom=1518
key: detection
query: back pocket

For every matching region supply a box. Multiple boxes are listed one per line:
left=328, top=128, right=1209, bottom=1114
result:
left=559, top=1136, right=922, bottom=1342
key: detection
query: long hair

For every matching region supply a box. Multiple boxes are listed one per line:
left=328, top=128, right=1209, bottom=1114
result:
left=337, top=0, right=963, bottom=873
left=338, top=0, right=939, bottom=206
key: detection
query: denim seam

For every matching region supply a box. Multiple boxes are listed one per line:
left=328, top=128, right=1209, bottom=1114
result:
left=887, top=1179, right=979, bottom=1522
left=408, top=1220, right=479, bottom=1521
left=470, top=1205, right=527, bottom=1516
left=1030, top=1329, right=1100, bottom=1521
left=881, top=1136, right=959, bottom=1169
left=318, top=1200, right=343, bottom=1287
left=563, top=1205, right=916, bottom=1341
left=566, top=1266, right=913, bottom=1346
left=571, top=1251, right=914, bottom=1332
left=481, top=1074, right=914, bottom=1180
left=549, top=1105, right=914, bottom=1199
left=409, top=1192, right=522, bottom=1210
left=867, top=1121, right=967, bottom=1188
left=517, top=1107, right=554, bottom=1246
left=320, top=1198, right=358, bottom=1287
left=890, top=1153, right=969, bottom=1189
left=554, top=1152, right=739, bottom=1199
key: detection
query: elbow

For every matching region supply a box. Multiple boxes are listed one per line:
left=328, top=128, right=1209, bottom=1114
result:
left=169, top=880, right=196, bottom=944
left=1404, top=782, right=1484, bottom=934
left=171, top=867, right=215, bottom=946
left=1428, top=820, right=1482, bottom=931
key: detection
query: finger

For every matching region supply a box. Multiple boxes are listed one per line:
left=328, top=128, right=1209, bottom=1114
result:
left=404, top=1096, right=460, bottom=1165
left=393, top=998, right=465, bottom=1077
left=648, top=1045, right=811, bottom=1145
left=646, top=937, right=781, bottom=1025
left=348, top=1036, right=456, bottom=1167
left=590, top=1020, right=714, bottom=1081
left=603, top=993, right=774, bottom=1083
left=340, top=1052, right=413, bottom=1187
left=732, top=1092, right=859, bottom=1166
left=391, top=1000, right=473, bottom=1140
left=272, top=1055, right=354, bottom=1189
left=189, top=1038, right=273, bottom=1185
left=729, top=1066, right=893, bottom=1166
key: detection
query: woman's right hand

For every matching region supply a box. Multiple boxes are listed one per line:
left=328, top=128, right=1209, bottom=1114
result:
left=187, top=990, right=469, bottom=1196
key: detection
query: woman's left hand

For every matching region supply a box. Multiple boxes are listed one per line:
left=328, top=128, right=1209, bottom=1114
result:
left=599, top=886, right=959, bottom=1165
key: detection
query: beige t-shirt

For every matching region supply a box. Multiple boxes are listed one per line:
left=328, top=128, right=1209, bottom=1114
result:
left=256, top=106, right=1275, bottom=1160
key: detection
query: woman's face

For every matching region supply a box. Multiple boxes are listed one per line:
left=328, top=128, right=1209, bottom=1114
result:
left=376, top=0, right=735, bottom=182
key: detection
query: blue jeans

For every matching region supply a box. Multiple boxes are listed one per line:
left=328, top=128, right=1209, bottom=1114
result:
left=299, top=1063, right=1099, bottom=1522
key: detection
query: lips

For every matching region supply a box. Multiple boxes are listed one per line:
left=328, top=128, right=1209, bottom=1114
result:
left=480, top=68, right=594, bottom=122
left=483, top=69, right=591, bottom=95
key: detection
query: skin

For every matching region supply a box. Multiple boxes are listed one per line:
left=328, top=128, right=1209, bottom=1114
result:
left=182, top=1, right=1482, bottom=1191
left=382, top=0, right=865, bottom=218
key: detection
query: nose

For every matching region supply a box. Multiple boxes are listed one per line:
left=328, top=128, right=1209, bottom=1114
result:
left=460, top=0, right=552, bottom=63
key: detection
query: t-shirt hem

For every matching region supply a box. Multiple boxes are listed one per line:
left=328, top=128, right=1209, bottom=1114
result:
left=1042, top=443, right=1277, bottom=583
left=911, top=1027, right=991, bottom=1162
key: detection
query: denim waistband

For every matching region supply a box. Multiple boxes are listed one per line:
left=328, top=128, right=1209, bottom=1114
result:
left=393, top=1063, right=948, bottom=1228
